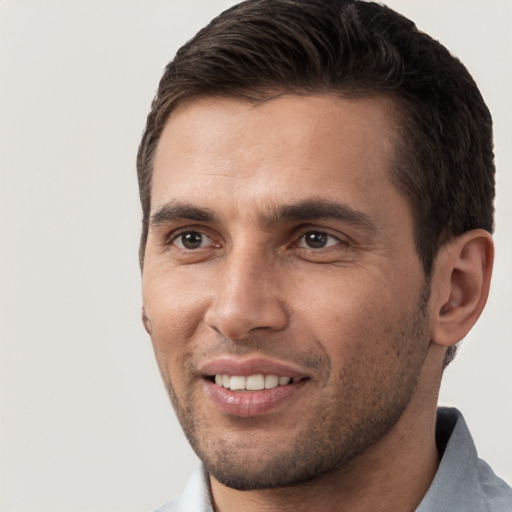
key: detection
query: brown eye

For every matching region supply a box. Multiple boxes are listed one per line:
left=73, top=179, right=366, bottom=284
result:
left=304, top=232, right=327, bottom=248
left=174, top=231, right=209, bottom=249
left=298, top=231, right=338, bottom=249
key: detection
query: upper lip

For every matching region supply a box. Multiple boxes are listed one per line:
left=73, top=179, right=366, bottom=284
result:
left=199, top=356, right=311, bottom=379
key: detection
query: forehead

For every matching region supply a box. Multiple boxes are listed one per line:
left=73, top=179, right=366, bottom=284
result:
left=151, top=94, right=404, bottom=218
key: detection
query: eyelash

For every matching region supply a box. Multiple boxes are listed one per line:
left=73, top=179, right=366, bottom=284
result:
left=294, top=230, right=345, bottom=250
left=165, top=226, right=348, bottom=252
left=166, top=229, right=216, bottom=250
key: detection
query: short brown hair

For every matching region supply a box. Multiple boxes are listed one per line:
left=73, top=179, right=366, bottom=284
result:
left=137, top=0, right=495, bottom=277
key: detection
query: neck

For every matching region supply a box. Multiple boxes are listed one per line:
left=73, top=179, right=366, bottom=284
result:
left=210, top=347, right=445, bottom=512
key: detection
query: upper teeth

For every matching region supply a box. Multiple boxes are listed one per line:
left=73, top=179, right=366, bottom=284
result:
left=214, top=374, right=294, bottom=391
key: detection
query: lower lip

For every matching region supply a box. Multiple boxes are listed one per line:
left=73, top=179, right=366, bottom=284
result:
left=203, top=379, right=308, bottom=417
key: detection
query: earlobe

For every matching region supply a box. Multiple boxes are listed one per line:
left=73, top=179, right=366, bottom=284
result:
left=142, top=306, right=152, bottom=335
left=431, top=229, right=493, bottom=347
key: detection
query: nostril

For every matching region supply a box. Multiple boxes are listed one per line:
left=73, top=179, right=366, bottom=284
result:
left=204, top=300, right=289, bottom=342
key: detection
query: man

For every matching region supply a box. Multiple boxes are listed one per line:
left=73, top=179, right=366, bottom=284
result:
left=137, top=1, right=512, bottom=510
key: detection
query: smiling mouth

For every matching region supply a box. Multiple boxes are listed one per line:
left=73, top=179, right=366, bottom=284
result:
left=209, top=374, right=307, bottom=391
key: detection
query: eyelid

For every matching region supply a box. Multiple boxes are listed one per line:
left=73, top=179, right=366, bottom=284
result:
left=292, top=226, right=350, bottom=248
left=161, top=223, right=350, bottom=252
left=173, top=231, right=212, bottom=249
left=296, top=232, right=340, bottom=249
left=165, top=225, right=219, bottom=249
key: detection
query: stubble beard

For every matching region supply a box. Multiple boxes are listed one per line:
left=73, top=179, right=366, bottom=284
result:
left=165, top=283, right=431, bottom=491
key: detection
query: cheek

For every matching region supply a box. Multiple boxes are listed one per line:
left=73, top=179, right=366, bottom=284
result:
left=293, top=271, right=387, bottom=333
left=142, top=270, right=210, bottom=378
left=291, top=271, right=412, bottom=366
left=143, top=265, right=210, bottom=328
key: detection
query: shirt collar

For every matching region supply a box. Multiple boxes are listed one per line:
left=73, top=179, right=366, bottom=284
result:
left=416, top=406, right=511, bottom=511
left=156, top=407, right=511, bottom=512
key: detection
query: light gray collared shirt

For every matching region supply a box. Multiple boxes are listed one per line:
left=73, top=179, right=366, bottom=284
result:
left=155, top=408, right=512, bottom=512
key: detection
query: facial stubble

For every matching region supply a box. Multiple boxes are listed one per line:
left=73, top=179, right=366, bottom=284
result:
left=163, top=283, right=431, bottom=491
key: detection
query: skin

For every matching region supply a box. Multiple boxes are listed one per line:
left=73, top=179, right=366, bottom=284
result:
left=141, top=94, right=493, bottom=512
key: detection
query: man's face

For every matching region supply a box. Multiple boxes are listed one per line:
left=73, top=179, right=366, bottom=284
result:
left=142, top=94, right=432, bottom=490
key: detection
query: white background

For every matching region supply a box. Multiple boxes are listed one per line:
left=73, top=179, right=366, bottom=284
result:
left=0, top=1, right=510, bottom=511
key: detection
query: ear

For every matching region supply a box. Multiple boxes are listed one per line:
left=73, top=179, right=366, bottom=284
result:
left=142, top=306, right=152, bottom=335
left=431, top=229, right=493, bottom=347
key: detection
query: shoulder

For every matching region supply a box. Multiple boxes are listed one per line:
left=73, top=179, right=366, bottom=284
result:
left=417, top=407, right=512, bottom=512
left=475, top=457, right=512, bottom=512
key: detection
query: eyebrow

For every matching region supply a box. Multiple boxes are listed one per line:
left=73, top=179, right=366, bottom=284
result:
left=150, top=202, right=217, bottom=226
left=261, top=199, right=376, bottom=232
left=150, top=199, right=376, bottom=232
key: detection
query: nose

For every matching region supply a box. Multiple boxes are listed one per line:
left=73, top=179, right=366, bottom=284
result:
left=204, top=248, right=289, bottom=341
